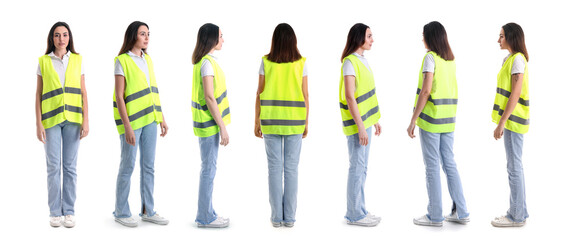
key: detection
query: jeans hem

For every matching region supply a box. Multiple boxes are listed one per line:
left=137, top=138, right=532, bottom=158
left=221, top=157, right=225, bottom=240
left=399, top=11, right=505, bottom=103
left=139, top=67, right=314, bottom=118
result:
left=195, top=216, right=218, bottom=225
left=344, top=214, right=366, bottom=222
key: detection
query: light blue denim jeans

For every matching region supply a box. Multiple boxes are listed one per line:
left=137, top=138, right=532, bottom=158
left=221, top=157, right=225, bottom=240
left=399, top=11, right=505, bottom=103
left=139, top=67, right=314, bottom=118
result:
left=45, top=120, right=81, bottom=217
left=195, top=133, right=220, bottom=225
left=419, top=128, right=469, bottom=222
left=264, top=134, right=302, bottom=223
left=345, top=126, right=372, bottom=222
left=114, top=122, right=157, bottom=218
left=504, top=129, right=528, bottom=222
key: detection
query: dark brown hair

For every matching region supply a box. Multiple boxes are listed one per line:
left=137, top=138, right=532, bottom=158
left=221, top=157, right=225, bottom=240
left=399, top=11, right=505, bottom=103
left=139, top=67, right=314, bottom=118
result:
left=423, top=21, right=454, bottom=61
left=266, top=23, right=302, bottom=63
left=192, top=23, right=219, bottom=64
left=45, top=22, right=77, bottom=55
left=341, top=23, right=369, bottom=62
left=118, top=21, right=149, bottom=56
left=502, top=23, right=529, bottom=62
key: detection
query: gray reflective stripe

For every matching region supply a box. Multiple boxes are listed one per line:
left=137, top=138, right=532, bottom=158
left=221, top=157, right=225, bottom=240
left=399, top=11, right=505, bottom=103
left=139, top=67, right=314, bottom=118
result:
left=192, top=107, right=230, bottom=128
left=261, top=119, right=306, bottom=126
left=261, top=100, right=305, bottom=107
left=115, top=105, right=155, bottom=126
left=192, top=90, right=229, bottom=111
left=340, top=88, right=376, bottom=110
left=342, top=105, right=380, bottom=127
left=125, top=88, right=151, bottom=104
left=113, top=101, right=118, bottom=108
left=151, top=86, right=159, bottom=93
left=65, top=87, right=82, bottom=94
left=42, top=88, right=63, bottom=101
left=496, top=88, right=529, bottom=106
left=419, top=112, right=456, bottom=124
left=154, top=105, right=162, bottom=112
left=41, top=105, right=82, bottom=120
left=416, top=88, right=458, bottom=105
left=493, top=104, right=529, bottom=125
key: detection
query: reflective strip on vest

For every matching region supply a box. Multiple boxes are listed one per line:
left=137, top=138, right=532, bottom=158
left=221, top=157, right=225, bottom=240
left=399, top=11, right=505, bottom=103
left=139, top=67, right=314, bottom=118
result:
left=193, top=108, right=230, bottom=128
left=493, top=104, right=530, bottom=125
left=342, top=105, right=380, bottom=127
left=496, top=88, right=530, bottom=106
left=339, top=88, right=376, bottom=110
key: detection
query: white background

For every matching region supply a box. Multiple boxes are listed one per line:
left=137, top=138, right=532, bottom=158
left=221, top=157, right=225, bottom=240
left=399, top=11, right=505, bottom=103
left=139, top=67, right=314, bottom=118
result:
left=1, top=0, right=564, bottom=239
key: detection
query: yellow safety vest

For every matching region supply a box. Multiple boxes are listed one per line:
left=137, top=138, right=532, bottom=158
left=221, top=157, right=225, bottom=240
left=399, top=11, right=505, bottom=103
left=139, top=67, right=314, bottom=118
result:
left=191, top=55, right=231, bottom=137
left=39, top=53, right=83, bottom=129
left=339, top=54, right=380, bottom=136
left=259, top=56, right=307, bottom=135
left=113, top=53, right=163, bottom=135
left=492, top=52, right=530, bottom=134
left=414, top=51, right=458, bottom=133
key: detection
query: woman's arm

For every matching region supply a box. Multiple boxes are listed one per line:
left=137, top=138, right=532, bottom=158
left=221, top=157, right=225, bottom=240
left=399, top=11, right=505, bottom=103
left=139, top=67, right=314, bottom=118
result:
left=407, top=72, right=433, bottom=138
left=36, top=75, right=45, bottom=143
left=302, top=76, right=309, bottom=138
left=80, top=74, right=89, bottom=139
left=494, top=73, right=524, bottom=140
left=344, top=75, right=369, bottom=145
left=254, top=75, right=265, bottom=138
left=115, top=75, right=136, bottom=146
left=203, top=76, right=228, bottom=145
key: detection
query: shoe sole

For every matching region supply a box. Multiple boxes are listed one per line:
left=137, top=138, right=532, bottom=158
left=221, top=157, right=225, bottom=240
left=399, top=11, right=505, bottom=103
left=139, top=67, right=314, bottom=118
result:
left=50, top=223, right=62, bottom=228
left=445, top=218, right=470, bottom=224
left=63, top=223, right=75, bottom=228
left=491, top=221, right=525, bottom=227
left=115, top=219, right=138, bottom=227
left=197, top=224, right=229, bottom=228
left=347, top=221, right=379, bottom=227
left=413, top=219, right=442, bottom=227
left=142, top=218, right=169, bottom=225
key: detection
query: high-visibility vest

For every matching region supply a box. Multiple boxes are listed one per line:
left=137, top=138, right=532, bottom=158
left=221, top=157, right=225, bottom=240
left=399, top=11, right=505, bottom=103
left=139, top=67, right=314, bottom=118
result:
left=260, top=56, right=306, bottom=135
left=339, top=54, right=380, bottom=136
left=39, top=53, right=83, bottom=129
left=113, top=53, right=163, bottom=135
left=191, top=55, right=231, bottom=137
left=492, top=52, right=530, bottom=134
left=414, top=51, right=458, bottom=133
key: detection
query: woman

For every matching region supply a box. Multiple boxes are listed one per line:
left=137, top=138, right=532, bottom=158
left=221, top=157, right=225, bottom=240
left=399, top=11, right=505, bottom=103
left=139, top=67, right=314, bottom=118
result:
left=491, top=22, right=530, bottom=227
left=254, top=23, right=308, bottom=228
left=339, top=23, right=382, bottom=227
left=36, top=21, right=89, bottom=228
left=407, top=21, right=469, bottom=227
left=191, top=23, right=231, bottom=228
left=113, top=21, right=169, bottom=227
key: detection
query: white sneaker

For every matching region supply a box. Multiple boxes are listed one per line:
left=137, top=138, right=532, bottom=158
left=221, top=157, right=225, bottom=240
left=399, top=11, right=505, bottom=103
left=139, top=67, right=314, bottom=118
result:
left=272, top=221, right=282, bottom=228
left=198, top=216, right=229, bottom=228
left=413, top=215, right=442, bottom=227
left=284, top=222, right=294, bottom=228
left=367, top=212, right=382, bottom=223
left=63, top=215, right=76, bottom=228
left=115, top=217, right=138, bottom=227
left=491, top=215, right=525, bottom=227
left=50, top=216, right=63, bottom=227
left=444, top=212, right=469, bottom=224
left=141, top=213, right=169, bottom=225
left=347, top=215, right=380, bottom=227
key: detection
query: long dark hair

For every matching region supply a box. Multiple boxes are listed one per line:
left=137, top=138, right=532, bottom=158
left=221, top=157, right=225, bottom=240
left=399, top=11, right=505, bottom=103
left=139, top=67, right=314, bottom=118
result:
left=266, top=23, right=302, bottom=63
left=45, top=22, right=77, bottom=55
left=423, top=21, right=454, bottom=61
left=192, top=23, right=219, bottom=64
left=341, top=23, right=369, bottom=62
left=118, top=21, right=149, bottom=56
left=502, top=23, right=529, bottom=62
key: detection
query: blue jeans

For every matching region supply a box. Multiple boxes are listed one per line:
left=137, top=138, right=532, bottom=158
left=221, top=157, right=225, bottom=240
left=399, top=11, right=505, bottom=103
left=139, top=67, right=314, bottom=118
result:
left=419, top=128, right=469, bottom=222
left=504, top=129, right=528, bottom=222
left=345, top=126, right=372, bottom=222
left=114, top=122, right=157, bottom=218
left=264, top=134, right=302, bottom=223
left=196, top=133, right=220, bottom=224
left=45, top=120, right=81, bottom=217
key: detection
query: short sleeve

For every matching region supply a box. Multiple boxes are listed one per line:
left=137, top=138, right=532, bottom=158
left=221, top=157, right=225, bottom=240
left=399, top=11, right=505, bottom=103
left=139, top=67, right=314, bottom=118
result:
left=201, top=59, right=214, bottom=77
left=259, top=59, right=265, bottom=75
left=511, top=56, right=526, bottom=75
left=114, top=58, right=125, bottom=76
left=422, top=53, right=435, bottom=73
left=342, top=59, right=356, bottom=77
left=302, top=61, right=308, bottom=77
left=37, top=64, right=42, bottom=76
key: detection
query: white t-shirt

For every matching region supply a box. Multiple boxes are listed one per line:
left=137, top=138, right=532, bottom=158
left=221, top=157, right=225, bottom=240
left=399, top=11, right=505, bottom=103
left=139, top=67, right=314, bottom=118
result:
left=342, top=52, right=371, bottom=77
left=422, top=53, right=435, bottom=73
left=259, top=58, right=308, bottom=76
left=37, top=51, right=85, bottom=86
left=200, top=54, right=217, bottom=78
left=503, top=54, right=526, bottom=74
left=114, top=51, right=151, bottom=86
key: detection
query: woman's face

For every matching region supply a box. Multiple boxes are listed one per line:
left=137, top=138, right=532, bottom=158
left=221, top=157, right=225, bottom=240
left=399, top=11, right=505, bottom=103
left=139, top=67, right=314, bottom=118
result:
left=498, top=28, right=509, bottom=50
left=53, top=26, right=69, bottom=51
left=361, top=28, right=373, bottom=51
left=214, top=29, right=224, bottom=51
left=135, top=25, right=150, bottom=50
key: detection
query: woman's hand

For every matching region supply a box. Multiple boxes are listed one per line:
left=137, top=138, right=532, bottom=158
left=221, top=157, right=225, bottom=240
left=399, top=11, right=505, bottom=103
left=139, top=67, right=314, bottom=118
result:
left=37, top=124, right=46, bottom=143
left=358, top=126, right=369, bottom=146
left=254, top=121, right=263, bottom=138
left=220, top=126, right=229, bottom=146
left=374, top=122, right=381, bottom=136
left=302, top=125, right=308, bottom=138
left=407, top=121, right=416, bottom=138
left=125, top=127, right=136, bottom=146
left=80, top=120, right=89, bottom=140
left=160, top=121, right=169, bottom=137
left=494, top=123, right=505, bottom=140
